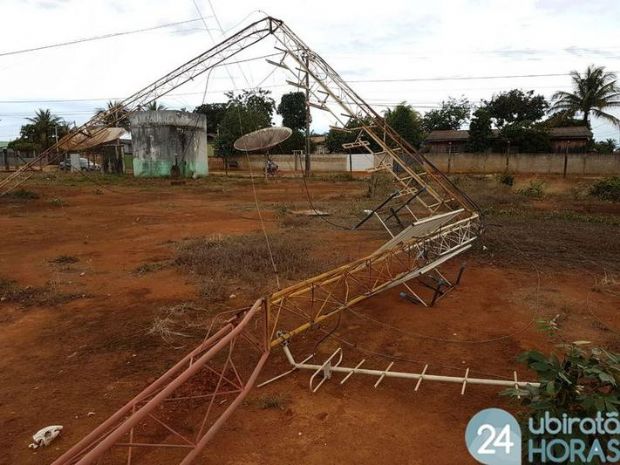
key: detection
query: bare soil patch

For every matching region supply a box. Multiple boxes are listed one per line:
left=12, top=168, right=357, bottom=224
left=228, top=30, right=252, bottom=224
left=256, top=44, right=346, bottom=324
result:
left=0, top=172, right=617, bottom=465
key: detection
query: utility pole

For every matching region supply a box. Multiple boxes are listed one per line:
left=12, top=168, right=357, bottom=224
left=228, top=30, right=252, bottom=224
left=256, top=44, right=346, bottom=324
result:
left=52, top=124, right=59, bottom=168
left=304, top=51, right=311, bottom=177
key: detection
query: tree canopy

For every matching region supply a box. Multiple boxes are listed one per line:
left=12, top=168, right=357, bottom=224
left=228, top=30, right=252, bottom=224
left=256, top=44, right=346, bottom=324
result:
left=384, top=103, right=425, bottom=149
left=551, top=65, right=620, bottom=128
left=592, top=138, right=617, bottom=154
left=144, top=100, right=166, bottom=111
left=325, top=117, right=369, bottom=153
left=325, top=103, right=424, bottom=153
left=215, top=89, right=275, bottom=155
left=422, top=97, right=471, bottom=132
left=464, top=89, right=550, bottom=152
left=193, top=102, right=227, bottom=133
left=277, top=92, right=306, bottom=131
left=465, top=108, right=493, bottom=152
left=498, top=123, right=551, bottom=153
left=541, top=111, right=584, bottom=128
left=8, top=109, right=68, bottom=152
left=483, top=89, right=548, bottom=128
left=95, top=100, right=130, bottom=130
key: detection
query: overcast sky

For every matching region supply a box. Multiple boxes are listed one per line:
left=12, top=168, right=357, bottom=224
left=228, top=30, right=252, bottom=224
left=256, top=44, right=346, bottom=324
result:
left=1, top=0, right=619, bottom=141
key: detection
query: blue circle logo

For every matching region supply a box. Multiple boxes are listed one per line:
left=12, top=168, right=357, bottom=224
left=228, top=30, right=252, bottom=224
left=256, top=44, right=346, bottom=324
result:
left=465, top=408, right=522, bottom=465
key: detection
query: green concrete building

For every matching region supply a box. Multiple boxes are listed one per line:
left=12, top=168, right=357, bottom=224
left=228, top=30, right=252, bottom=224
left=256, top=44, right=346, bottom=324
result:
left=129, top=111, right=209, bottom=177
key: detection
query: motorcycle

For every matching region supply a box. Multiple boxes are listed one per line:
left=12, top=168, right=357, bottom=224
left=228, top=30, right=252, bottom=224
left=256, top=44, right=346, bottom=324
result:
left=265, top=159, right=279, bottom=177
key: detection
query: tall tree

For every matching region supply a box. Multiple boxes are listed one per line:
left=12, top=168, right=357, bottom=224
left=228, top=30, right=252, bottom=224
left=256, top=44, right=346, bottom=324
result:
left=9, top=109, right=68, bottom=152
left=541, top=111, right=583, bottom=128
left=551, top=65, right=620, bottom=128
left=144, top=100, right=167, bottom=111
left=499, top=124, right=551, bottom=153
left=384, top=102, right=425, bottom=148
left=226, top=89, right=275, bottom=119
left=465, top=108, right=493, bottom=152
left=422, top=97, right=471, bottom=132
left=215, top=89, right=275, bottom=155
left=193, top=102, right=227, bottom=133
left=484, top=89, right=548, bottom=128
left=592, top=138, right=617, bottom=154
left=95, top=100, right=130, bottom=130
left=325, top=117, right=378, bottom=153
left=270, top=130, right=306, bottom=154
left=277, top=92, right=306, bottom=130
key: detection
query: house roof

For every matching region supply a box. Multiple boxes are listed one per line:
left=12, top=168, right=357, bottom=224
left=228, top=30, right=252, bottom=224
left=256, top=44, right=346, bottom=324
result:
left=425, top=130, right=470, bottom=142
left=548, top=126, right=592, bottom=138
left=425, top=126, right=592, bottom=143
left=58, top=127, right=128, bottom=151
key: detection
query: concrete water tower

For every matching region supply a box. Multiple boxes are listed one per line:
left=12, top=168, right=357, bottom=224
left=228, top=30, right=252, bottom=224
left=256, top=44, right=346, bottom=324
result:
left=129, top=111, right=209, bottom=177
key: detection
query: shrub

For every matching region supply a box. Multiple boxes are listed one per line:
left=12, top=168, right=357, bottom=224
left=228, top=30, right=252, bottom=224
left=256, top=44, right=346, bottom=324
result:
left=589, top=177, right=620, bottom=202
left=498, top=171, right=514, bottom=187
left=518, top=180, right=545, bottom=198
left=366, top=172, right=393, bottom=198
left=498, top=125, right=551, bottom=153
left=5, top=189, right=39, bottom=200
left=503, top=345, right=620, bottom=462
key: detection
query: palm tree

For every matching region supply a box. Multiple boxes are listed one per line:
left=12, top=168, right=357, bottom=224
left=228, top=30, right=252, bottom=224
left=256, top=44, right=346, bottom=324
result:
left=95, top=100, right=130, bottom=130
left=551, top=65, right=620, bottom=128
left=24, top=109, right=65, bottom=150
left=145, top=100, right=167, bottom=111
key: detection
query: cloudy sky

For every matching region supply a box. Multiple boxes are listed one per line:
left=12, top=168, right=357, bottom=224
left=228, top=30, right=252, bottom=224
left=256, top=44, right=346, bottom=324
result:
left=1, top=0, right=619, bottom=141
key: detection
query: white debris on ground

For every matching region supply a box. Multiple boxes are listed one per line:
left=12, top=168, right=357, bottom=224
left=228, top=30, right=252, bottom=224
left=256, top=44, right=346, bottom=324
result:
left=28, top=425, right=63, bottom=449
left=290, top=209, right=330, bottom=216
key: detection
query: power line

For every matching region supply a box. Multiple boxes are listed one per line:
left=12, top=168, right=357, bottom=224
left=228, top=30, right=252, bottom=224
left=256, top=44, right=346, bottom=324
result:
left=192, top=0, right=243, bottom=90
left=0, top=53, right=283, bottom=105
left=0, top=18, right=206, bottom=58
left=0, top=78, right=577, bottom=105
left=207, top=0, right=254, bottom=88
left=348, top=72, right=577, bottom=83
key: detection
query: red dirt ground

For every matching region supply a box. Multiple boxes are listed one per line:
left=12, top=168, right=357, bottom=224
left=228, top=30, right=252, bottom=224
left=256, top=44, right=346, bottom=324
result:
left=0, top=174, right=617, bottom=465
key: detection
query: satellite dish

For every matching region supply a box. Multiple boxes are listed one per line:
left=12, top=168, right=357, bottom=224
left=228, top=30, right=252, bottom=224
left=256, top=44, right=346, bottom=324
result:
left=234, top=126, right=292, bottom=152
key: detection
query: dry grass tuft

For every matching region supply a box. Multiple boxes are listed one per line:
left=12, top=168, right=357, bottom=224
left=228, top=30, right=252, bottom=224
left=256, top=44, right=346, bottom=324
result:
left=0, top=277, right=81, bottom=306
left=174, top=233, right=330, bottom=300
left=134, top=261, right=168, bottom=275
left=279, top=214, right=311, bottom=229
left=253, top=393, right=290, bottom=410
left=49, top=255, right=79, bottom=265
left=147, top=302, right=212, bottom=344
left=592, top=272, right=619, bottom=295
